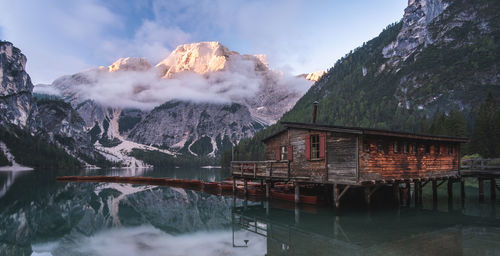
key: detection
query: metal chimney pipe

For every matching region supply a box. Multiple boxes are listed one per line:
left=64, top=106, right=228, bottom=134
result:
left=312, top=101, right=318, bottom=124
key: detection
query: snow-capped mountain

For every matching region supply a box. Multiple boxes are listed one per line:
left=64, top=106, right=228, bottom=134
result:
left=42, top=41, right=312, bottom=162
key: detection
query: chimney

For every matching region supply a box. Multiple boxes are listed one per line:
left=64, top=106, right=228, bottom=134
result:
left=312, top=101, right=318, bottom=124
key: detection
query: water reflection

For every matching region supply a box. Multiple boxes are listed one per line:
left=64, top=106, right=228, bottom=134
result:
left=231, top=202, right=500, bottom=256
left=0, top=168, right=499, bottom=255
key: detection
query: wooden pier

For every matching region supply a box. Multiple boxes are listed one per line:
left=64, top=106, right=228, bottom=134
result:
left=231, top=158, right=500, bottom=207
left=230, top=119, right=499, bottom=207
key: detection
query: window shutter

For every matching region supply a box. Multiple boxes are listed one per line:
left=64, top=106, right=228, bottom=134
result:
left=275, top=148, right=280, bottom=160
left=319, top=134, right=326, bottom=159
left=305, top=135, right=310, bottom=160
left=288, top=145, right=293, bottom=161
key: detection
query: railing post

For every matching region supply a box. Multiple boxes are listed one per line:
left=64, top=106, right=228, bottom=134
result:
left=253, top=163, right=256, bottom=178
left=270, top=162, right=273, bottom=178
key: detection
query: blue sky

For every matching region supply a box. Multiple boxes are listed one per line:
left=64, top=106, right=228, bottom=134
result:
left=0, top=0, right=407, bottom=84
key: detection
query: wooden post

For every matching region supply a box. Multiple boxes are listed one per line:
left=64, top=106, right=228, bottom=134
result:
left=479, top=178, right=484, bottom=202
left=447, top=180, right=453, bottom=201
left=364, top=187, right=371, bottom=206
left=265, top=181, right=270, bottom=199
left=333, top=184, right=339, bottom=208
left=432, top=180, right=438, bottom=203
left=460, top=179, right=465, bottom=203
left=233, top=179, right=236, bottom=194
left=405, top=182, right=411, bottom=206
left=295, top=182, right=300, bottom=204
left=414, top=182, right=420, bottom=206
left=447, top=180, right=454, bottom=210
left=244, top=179, right=248, bottom=197
left=417, top=182, right=423, bottom=206
left=491, top=178, right=497, bottom=200
left=393, top=183, right=400, bottom=205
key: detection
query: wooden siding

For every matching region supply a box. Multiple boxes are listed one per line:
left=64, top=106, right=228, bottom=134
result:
left=289, top=129, right=327, bottom=182
left=358, top=136, right=460, bottom=181
left=265, top=131, right=289, bottom=161
left=327, top=132, right=358, bottom=182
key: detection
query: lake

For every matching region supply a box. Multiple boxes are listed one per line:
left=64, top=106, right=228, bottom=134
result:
left=0, top=168, right=499, bottom=256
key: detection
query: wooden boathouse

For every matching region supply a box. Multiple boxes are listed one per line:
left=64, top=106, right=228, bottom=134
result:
left=231, top=106, right=469, bottom=207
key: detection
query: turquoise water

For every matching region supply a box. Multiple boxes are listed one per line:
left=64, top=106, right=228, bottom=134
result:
left=0, top=168, right=499, bottom=255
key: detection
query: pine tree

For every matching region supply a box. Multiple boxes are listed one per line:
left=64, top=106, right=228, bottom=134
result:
left=472, top=92, right=497, bottom=157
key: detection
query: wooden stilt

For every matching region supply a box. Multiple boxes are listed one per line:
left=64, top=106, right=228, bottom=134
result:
left=479, top=178, right=484, bottom=202
left=447, top=180, right=453, bottom=201
left=244, top=179, right=248, bottom=196
left=447, top=180, right=454, bottom=210
left=416, top=182, right=421, bottom=205
left=491, top=178, right=496, bottom=200
left=405, top=182, right=411, bottom=206
left=295, top=182, right=300, bottom=204
left=265, top=181, right=270, bottom=199
left=432, top=180, right=438, bottom=209
left=417, top=182, right=423, bottom=206
left=393, top=183, right=400, bottom=205
left=333, top=184, right=339, bottom=208
left=232, top=179, right=236, bottom=194
left=365, top=187, right=371, bottom=206
left=460, top=179, right=465, bottom=203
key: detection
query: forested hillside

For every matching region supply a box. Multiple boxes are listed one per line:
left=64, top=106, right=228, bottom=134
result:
left=223, top=0, right=500, bottom=166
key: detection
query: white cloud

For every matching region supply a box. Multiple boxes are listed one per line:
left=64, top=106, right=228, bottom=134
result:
left=52, top=55, right=310, bottom=110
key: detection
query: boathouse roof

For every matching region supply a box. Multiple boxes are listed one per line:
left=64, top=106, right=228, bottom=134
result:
left=262, top=122, right=469, bottom=143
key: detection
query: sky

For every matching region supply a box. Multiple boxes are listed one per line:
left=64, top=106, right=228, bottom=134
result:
left=0, top=0, right=407, bottom=84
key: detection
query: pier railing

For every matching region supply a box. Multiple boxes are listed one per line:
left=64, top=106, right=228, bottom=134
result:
left=461, top=158, right=500, bottom=175
left=231, top=160, right=290, bottom=179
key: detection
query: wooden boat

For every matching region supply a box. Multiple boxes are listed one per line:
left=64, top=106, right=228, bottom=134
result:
left=203, top=182, right=219, bottom=190
left=270, top=190, right=318, bottom=205
left=237, top=186, right=264, bottom=197
left=218, top=183, right=233, bottom=191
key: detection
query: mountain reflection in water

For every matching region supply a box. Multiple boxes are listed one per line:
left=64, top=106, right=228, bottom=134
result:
left=0, top=168, right=499, bottom=256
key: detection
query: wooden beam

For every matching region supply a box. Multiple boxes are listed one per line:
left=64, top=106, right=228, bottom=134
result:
left=422, top=180, right=429, bottom=187
left=437, top=180, right=446, bottom=188
left=337, top=185, right=350, bottom=201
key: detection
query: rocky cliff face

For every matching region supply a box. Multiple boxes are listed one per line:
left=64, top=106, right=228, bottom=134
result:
left=0, top=41, right=109, bottom=168
left=0, top=42, right=38, bottom=130
left=128, top=101, right=258, bottom=156
left=36, top=99, right=96, bottom=158
left=382, top=0, right=449, bottom=66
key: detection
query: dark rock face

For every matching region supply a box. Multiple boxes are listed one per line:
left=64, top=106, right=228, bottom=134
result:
left=36, top=100, right=95, bottom=157
left=0, top=42, right=38, bottom=130
left=128, top=101, right=257, bottom=156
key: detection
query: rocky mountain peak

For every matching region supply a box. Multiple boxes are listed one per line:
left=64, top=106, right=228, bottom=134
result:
left=382, top=0, right=449, bottom=65
left=305, top=70, right=326, bottom=82
left=155, top=41, right=240, bottom=78
left=108, top=57, right=152, bottom=72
